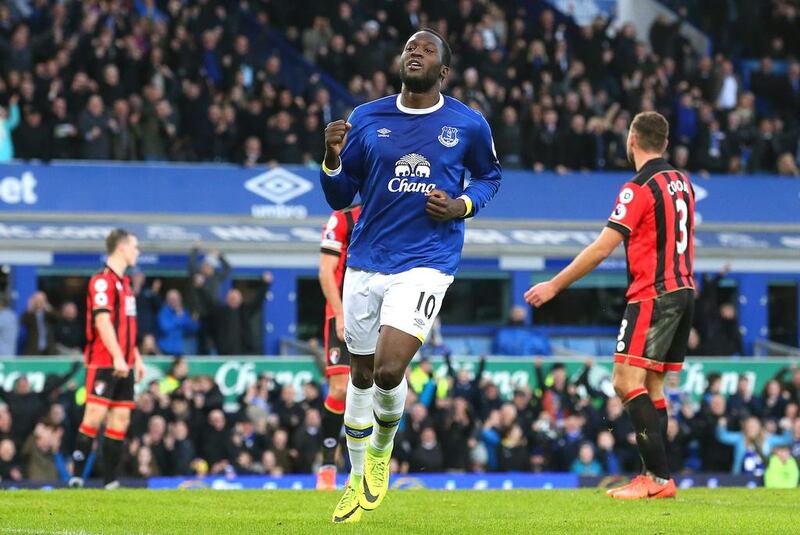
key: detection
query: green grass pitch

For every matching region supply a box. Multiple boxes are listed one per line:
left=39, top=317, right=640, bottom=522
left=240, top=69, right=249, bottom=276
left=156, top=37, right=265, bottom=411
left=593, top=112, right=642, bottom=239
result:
left=0, top=488, right=797, bottom=534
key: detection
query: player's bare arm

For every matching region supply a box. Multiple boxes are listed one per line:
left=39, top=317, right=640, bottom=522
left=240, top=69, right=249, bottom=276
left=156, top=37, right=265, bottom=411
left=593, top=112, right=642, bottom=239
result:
left=323, top=119, right=352, bottom=170
left=94, top=312, right=129, bottom=377
left=319, top=253, right=345, bottom=340
left=425, top=189, right=468, bottom=221
left=525, top=227, right=624, bottom=307
left=133, top=347, right=146, bottom=383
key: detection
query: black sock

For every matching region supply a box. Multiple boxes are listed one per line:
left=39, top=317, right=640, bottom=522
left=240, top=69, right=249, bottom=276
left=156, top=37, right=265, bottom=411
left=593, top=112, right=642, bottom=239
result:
left=625, top=393, right=670, bottom=481
left=656, top=407, right=669, bottom=448
left=101, top=435, right=124, bottom=485
left=71, top=431, right=95, bottom=479
left=321, top=401, right=345, bottom=466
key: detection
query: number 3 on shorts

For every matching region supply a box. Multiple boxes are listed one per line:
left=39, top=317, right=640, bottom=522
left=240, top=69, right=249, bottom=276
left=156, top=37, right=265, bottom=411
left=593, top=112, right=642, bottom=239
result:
left=616, top=319, right=628, bottom=352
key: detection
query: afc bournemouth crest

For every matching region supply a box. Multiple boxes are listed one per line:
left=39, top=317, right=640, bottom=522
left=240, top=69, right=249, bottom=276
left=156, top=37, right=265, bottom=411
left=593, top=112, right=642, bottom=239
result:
left=94, top=381, right=106, bottom=396
left=438, top=126, right=459, bottom=147
left=329, top=348, right=340, bottom=365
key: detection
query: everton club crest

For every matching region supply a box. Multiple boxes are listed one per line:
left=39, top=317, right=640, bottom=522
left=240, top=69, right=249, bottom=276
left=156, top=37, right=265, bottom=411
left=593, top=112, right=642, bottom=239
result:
left=438, top=126, right=459, bottom=147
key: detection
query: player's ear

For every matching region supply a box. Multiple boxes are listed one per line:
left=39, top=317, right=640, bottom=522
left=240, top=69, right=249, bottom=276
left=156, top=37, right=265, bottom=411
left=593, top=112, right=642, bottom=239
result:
left=440, top=65, right=449, bottom=83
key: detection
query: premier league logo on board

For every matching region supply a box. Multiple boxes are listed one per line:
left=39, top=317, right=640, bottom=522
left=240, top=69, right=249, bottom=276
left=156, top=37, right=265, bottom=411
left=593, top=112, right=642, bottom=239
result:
left=438, top=126, right=459, bottom=148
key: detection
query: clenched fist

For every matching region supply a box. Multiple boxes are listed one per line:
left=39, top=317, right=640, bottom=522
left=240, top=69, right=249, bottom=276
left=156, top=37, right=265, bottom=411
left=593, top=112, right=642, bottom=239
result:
left=425, top=189, right=467, bottom=221
left=323, top=120, right=352, bottom=170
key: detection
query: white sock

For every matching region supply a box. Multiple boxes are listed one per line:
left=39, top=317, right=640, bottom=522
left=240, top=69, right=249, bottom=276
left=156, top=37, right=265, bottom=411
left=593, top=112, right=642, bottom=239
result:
left=344, top=378, right=374, bottom=476
left=370, top=378, right=407, bottom=452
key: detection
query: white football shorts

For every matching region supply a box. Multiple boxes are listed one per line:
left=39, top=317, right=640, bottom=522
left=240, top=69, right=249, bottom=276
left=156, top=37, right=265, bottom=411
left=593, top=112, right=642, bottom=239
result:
left=342, top=266, right=454, bottom=355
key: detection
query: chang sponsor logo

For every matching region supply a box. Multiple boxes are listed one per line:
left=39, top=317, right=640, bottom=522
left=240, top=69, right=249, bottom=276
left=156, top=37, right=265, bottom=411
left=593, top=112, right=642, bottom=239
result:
left=388, top=153, right=436, bottom=194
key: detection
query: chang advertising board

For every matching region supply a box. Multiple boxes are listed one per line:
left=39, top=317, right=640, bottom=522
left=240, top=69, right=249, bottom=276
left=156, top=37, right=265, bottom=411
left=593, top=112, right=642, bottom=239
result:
left=2, top=357, right=796, bottom=407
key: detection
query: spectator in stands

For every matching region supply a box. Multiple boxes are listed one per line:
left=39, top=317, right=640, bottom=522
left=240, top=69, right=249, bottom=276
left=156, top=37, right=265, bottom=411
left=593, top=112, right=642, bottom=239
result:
left=49, top=97, right=78, bottom=160
left=493, top=318, right=551, bottom=357
left=213, top=273, right=272, bottom=355
left=532, top=108, right=560, bottom=172
left=239, top=136, right=267, bottom=168
left=557, top=114, right=595, bottom=173
left=157, top=290, right=198, bottom=356
left=77, top=95, right=112, bottom=160
left=141, top=415, right=169, bottom=476
left=275, top=385, right=305, bottom=436
left=133, top=273, right=162, bottom=342
left=0, top=296, right=18, bottom=357
left=716, top=415, right=793, bottom=475
left=764, top=444, right=799, bottom=488
left=109, top=98, right=140, bottom=161
left=594, top=430, right=621, bottom=475
left=290, top=408, right=322, bottom=473
left=201, top=409, right=235, bottom=475
left=493, top=106, right=523, bottom=169
left=773, top=366, right=800, bottom=406
left=760, top=379, right=790, bottom=423
left=267, top=428, right=292, bottom=475
left=164, top=420, right=195, bottom=476
left=438, top=396, right=475, bottom=471
left=727, top=376, right=763, bottom=424
left=54, top=302, right=82, bottom=355
left=409, top=426, right=444, bottom=473
left=691, top=394, right=735, bottom=471
left=0, top=438, right=22, bottom=481
left=188, top=246, right=231, bottom=355
left=140, top=334, right=160, bottom=356
left=20, top=292, right=57, bottom=356
left=0, top=95, right=19, bottom=162
left=570, top=442, right=603, bottom=476
left=22, top=423, right=66, bottom=481
left=14, top=107, right=51, bottom=161
left=444, top=353, right=486, bottom=415
left=777, top=153, right=799, bottom=176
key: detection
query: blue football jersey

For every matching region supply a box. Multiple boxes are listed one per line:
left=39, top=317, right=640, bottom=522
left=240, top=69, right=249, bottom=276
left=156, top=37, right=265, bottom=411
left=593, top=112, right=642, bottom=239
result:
left=319, top=94, right=502, bottom=275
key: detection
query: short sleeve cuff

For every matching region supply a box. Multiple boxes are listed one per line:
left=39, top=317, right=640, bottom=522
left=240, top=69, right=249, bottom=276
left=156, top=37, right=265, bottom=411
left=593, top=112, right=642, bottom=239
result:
left=606, top=220, right=631, bottom=238
left=322, top=161, right=342, bottom=176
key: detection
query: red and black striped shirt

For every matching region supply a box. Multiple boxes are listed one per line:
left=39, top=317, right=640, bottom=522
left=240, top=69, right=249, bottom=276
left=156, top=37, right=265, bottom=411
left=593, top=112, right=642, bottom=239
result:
left=320, top=205, right=362, bottom=320
left=84, top=265, right=137, bottom=368
left=606, top=158, right=695, bottom=302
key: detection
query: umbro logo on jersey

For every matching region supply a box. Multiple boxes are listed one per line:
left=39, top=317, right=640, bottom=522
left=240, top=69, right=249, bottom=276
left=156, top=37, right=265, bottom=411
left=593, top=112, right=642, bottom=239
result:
left=377, top=128, right=391, bottom=137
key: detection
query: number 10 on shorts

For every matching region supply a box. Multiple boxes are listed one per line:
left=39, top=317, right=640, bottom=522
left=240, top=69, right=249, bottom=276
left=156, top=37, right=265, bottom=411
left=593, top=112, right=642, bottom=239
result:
left=416, top=292, right=437, bottom=319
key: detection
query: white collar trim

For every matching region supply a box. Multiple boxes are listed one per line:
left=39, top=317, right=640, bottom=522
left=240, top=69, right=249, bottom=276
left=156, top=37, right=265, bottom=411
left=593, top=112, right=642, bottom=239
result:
left=395, top=93, right=444, bottom=114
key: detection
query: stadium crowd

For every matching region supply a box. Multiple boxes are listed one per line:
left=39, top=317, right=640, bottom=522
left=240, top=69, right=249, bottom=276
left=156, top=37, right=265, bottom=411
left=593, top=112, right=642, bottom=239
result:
left=2, top=353, right=800, bottom=484
left=0, top=1, right=798, bottom=175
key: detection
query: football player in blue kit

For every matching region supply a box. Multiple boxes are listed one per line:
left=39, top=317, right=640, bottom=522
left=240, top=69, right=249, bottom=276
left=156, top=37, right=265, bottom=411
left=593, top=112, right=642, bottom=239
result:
left=320, top=28, right=502, bottom=523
